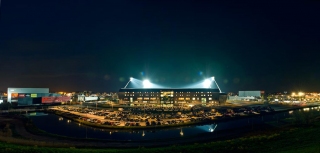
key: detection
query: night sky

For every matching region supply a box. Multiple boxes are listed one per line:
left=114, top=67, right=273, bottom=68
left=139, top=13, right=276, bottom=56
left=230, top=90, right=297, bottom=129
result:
left=0, top=0, right=320, bottom=93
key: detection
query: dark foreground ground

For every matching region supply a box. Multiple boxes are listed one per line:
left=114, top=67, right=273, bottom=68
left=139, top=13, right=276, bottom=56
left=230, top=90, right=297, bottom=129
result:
left=1, top=118, right=320, bottom=153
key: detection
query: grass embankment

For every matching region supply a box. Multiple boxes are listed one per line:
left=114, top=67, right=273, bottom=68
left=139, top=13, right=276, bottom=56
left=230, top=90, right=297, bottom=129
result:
left=1, top=119, right=320, bottom=153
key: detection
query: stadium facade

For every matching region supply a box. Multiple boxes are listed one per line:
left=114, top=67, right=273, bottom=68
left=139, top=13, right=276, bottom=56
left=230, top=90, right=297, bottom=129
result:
left=118, top=77, right=227, bottom=107
left=118, top=77, right=227, bottom=106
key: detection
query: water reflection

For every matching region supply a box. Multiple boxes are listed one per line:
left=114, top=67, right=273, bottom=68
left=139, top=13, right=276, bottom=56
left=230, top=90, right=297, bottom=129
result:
left=28, top=108, right=319, bottom=141
left=142, top=130, right=145, bottom=137
left=209, top=124, right=218, bottom=132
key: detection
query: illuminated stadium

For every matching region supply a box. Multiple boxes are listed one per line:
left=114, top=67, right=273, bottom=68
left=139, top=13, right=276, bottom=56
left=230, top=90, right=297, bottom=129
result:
left=118, top=77, right=227, bottom=107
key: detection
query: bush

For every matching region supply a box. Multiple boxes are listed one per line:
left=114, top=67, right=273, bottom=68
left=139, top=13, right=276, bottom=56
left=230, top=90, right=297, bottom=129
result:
left=0, top=123, right=12, bottom=137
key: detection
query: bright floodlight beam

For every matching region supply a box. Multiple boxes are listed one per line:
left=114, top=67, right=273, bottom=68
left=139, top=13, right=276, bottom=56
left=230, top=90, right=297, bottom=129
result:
left=143, top=79, right=152, bottom=88
left=203, top=79, right=212, bottom=88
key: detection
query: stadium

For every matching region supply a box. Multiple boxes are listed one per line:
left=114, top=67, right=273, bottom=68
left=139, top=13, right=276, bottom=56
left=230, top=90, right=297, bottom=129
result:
left=118, top=77, right=227, bottom=107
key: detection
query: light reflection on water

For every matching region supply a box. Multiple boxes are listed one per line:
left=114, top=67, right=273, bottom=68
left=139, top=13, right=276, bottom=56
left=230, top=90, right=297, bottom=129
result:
left=29, top=108, right=319, bottom=141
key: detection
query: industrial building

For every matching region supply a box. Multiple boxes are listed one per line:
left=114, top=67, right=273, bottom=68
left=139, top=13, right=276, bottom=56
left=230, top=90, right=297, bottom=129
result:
left=7, top=87, right=70, bottom=106
left=228, top=90, right=264, bottom=101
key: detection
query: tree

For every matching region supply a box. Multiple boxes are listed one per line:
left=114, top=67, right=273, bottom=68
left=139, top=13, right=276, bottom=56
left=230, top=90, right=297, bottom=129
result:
left=0, top=123, right=12, bottom=137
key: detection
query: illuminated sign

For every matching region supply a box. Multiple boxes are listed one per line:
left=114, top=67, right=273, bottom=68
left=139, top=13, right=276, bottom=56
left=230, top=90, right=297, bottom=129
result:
left=31, top=94, right=37, bottom=98
left=18, top=94, right=25, bottom=98
left=11, top=93, right=18, bottom=98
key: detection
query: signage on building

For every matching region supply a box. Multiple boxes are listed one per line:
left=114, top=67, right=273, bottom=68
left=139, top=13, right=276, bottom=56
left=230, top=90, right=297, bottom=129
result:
left=11, top=93, right=18, bottom=98
left=31, top=94, right=37, bottom=98
left=18, top=94, right=25, bottom=98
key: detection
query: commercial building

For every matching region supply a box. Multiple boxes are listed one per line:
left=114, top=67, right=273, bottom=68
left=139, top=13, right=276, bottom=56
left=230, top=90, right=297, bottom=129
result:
left=7, top=87, right=70, bottom=106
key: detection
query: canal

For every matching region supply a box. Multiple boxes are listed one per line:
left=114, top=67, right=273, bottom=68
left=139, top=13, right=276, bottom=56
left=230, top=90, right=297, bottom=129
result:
left=28, top=106, right=320, bottom=141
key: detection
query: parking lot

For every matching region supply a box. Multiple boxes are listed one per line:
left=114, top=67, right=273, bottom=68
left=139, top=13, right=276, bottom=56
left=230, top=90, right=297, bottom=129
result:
left=49, top=101, right=285, bottom=128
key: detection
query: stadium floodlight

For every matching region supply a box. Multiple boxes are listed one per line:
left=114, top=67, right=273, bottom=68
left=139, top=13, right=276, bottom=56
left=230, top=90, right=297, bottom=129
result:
left=130, top=77, right=133, bottom=81
left=143, top=79, right=152, bottom=88
left=211, top=76, right=215, bottom=81
left=203, top=79, right=212, bottom=88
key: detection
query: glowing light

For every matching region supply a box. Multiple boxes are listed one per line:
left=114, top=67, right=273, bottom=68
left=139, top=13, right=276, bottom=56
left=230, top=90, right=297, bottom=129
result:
left=180, top=128, right=184, bottom=136
left=211, top=76, right=215, bottom=81
left=203, top=79, right=212, bottom=88
left=130, top=77, right=133, bottom=81
left=303, top=108, right=310, bottom=111
left=143, top=80, right=152, bottom=88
